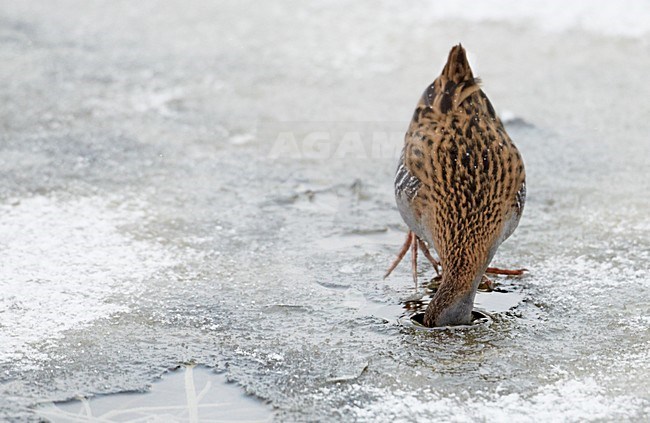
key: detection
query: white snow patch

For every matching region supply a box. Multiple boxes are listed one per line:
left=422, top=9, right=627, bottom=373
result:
left=350, top=378, right=643, bottom=422
left=0, top=196, right=177, bottom=365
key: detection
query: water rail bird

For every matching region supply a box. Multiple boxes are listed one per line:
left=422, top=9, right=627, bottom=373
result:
left=384, top=44, right=526, bottom=327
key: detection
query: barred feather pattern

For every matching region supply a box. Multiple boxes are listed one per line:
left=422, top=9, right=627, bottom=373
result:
left=394, top=44, right=526, bottom=326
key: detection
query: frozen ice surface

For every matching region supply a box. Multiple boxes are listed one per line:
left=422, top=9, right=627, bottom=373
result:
left=1, top=0, right=649, bottom=422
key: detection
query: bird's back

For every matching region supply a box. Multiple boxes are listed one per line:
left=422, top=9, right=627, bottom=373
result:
left=397, top=45, right=526, bottom=268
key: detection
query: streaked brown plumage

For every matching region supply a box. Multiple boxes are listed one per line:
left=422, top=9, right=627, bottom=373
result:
left=386, top=44, right=526, bottom=327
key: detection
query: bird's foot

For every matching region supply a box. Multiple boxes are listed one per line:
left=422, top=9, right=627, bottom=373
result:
left=384, top=231, right=440, bottom=290
left=427, top=274, right=443, bottom=291
left=478, top=275, right=495, bottom=292
left=480, top=267, right=527, bottom=292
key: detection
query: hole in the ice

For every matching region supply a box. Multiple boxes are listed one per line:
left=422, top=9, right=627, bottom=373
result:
left=403, top=310, right=492, bottom=331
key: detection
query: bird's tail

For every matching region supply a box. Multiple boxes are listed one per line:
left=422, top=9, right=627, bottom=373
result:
left=441, top=44, right=475, bottom=84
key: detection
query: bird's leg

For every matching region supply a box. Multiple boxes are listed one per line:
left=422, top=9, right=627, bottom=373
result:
left=384, top=231, right=440, bottom=290
left=485, top=267, right=527, bottom=276
left=383, top=231, right=413, bottom=279
left=417, top=238, right=440, bottom=276
left=411, top=235, right=418, bottom=289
